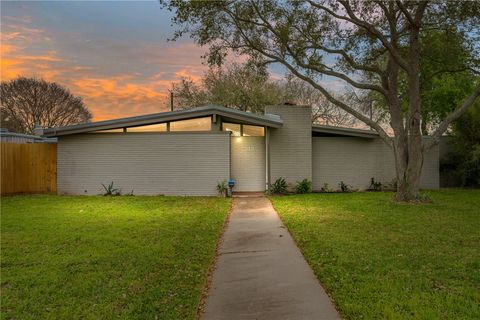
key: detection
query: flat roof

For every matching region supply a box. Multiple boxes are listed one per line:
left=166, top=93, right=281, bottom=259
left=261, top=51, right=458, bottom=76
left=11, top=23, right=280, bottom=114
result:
left=312, top=124, right=379, bottom=138
left=39, top=104, right=381, bottom=139
left=42, top=105, right=283, bottom=137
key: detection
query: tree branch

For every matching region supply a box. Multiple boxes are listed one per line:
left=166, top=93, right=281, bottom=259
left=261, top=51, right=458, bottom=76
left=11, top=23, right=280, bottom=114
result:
left=395, top=1, right=416, bottom=26
left=414, top=1, right=429, bottom=25
left=301, top=41, right=385, bottom=75
left=243, top=3, right=388, bottom=95
left=286, top=50, right=389, bottom=95
left=426, top=85, right=480, bottom=149
left=335, top=0, right=411, bottom=72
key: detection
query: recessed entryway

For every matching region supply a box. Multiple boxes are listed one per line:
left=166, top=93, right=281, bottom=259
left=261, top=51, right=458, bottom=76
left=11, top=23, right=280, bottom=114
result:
left=230, top=136, right=266, bottom=192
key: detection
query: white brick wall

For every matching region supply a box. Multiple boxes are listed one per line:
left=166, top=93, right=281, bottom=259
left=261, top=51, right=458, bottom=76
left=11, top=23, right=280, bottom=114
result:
left=266, top=105, right=312, bottom=188
left=312, top=137, right=439, bottom=190
left=230, top=136, right=266, bottom=191
left=57, top=132, right=230, bottom=195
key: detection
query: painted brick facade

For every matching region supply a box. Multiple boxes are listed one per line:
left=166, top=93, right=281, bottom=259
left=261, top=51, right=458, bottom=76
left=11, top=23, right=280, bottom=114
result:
left=265, top=105, right=312, bottom=189
left=312, top=137, right=439, bottom=190
left=57, top=132, right=230, bottom=195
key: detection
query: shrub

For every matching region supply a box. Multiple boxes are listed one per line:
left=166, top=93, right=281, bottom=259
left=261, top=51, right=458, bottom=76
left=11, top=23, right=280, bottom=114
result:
left=295, top=179, right=312, bottom=194
left=369, top=177, right=382, bottom=191
left=270, top=177, right=288, bottom=194
left=320, top=182, right=333, bottom=192
left=339, top=181, right=352, bottom=192
left=320, top=183, right=333, bottom=193
left=217, top=180, right=227, bottom=197
left=101, top=182, right=121, bottom=196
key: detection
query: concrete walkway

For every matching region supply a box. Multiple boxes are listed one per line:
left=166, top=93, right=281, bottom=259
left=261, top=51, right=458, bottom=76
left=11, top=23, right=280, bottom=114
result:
left=203, top=197, right=341, bottom=320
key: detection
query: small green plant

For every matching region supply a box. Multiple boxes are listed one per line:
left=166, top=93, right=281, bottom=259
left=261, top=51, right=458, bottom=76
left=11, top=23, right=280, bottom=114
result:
left=217, top=180, right=227, bottom=197
left=295, top=179, right=312, bottom=194
left=339, top=181, right=352, bottom=192
left=270, top=177, right=288, bottom=194
left=320, top=183, right=333, bottom=193
left=101, top=182, right=121, bottom=196
left=369, top=177, right=383, bottom=191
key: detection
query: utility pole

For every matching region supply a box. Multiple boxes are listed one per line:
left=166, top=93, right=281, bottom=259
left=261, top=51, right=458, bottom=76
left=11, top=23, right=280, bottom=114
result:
left=170, top=90, right=174, bottom=112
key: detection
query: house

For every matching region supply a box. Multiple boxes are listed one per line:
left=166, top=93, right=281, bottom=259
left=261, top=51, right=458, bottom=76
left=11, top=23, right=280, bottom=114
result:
left=39, top=104, right=439, bottom=195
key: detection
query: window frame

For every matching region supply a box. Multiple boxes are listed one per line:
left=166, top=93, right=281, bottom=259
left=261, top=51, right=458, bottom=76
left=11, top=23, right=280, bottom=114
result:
left=221, top=122, right=265, bottom=137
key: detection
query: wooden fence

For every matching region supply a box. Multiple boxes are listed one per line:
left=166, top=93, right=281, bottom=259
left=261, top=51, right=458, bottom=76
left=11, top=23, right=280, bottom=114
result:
left=1, top=142, right=57, bottom=195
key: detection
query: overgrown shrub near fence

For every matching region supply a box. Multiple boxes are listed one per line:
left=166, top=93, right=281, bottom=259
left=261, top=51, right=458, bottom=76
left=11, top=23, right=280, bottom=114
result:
left=1, top=142, right=56, bottom=195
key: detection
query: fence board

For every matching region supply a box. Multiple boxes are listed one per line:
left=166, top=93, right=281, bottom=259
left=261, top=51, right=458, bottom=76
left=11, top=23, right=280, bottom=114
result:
left=1, top=142, right=57, bottom=195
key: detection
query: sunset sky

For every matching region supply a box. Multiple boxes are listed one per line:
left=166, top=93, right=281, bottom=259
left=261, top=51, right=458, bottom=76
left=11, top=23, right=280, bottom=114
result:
left=1, top=1, right=344, bottom=121
left=1, top=1, right=215, bottom=120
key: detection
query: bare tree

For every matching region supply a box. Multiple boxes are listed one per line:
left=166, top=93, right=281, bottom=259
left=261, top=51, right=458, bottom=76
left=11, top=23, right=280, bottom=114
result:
left=169, top=77, right=209, bottom=109
left=162, top=0, right=480, bottom=201
left=282, top=75, right=357, bottom=126
left=1, top=77, right=92, bottom=134
left=169, top=63, right=283, bottom=112
left=169, top=64, right=357, bottom=127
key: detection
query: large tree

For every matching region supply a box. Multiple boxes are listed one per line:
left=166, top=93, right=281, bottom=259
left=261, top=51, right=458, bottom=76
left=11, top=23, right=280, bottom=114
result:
left=171, top=63, right=356, bottom=126
left=1, top=77, right=92, bottom=134
left=170, top=62, right=282, bottom=112
left=161, top=0, right=480, bottom=201
left=367, top=28, right=480, bottom=134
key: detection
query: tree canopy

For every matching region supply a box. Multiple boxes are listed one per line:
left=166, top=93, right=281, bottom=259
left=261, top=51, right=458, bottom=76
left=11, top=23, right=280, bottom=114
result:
left=170, top=63, right=281, bottom=113
left=0, top=77, right=92, bottom=134
left=170, top=63, right=356, bottom=126
left=441, top=104, right=480, bottom=187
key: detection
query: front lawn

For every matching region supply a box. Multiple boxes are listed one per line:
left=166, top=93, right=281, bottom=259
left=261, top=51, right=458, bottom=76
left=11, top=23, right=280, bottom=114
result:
left=271, top=190, right=480, bottom=320
left=1, top=195, right=230, bottom=320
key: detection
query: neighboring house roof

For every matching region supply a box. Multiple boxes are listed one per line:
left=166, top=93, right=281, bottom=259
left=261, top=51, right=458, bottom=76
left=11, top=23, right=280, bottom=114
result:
left=0, top=128, right=57, bottom=143
left=312, top=124, right=379, bottom=139
left=41, top=105, right=284, bottom=137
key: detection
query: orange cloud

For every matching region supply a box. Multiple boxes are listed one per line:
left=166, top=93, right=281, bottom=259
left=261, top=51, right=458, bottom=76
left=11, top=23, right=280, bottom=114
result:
left=0, top=21, right=209, bottom=122
left=71, top=76, right=170, bottom=120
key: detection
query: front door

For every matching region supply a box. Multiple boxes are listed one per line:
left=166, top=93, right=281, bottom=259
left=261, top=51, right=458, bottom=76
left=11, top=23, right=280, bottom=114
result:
left=230, top=136, right=266, bottom=192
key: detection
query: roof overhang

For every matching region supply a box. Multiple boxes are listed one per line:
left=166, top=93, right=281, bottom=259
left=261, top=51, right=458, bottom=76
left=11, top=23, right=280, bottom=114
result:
left=312, top=124, right=379, bottom=139
left=42, top=105, right=283, bottom=137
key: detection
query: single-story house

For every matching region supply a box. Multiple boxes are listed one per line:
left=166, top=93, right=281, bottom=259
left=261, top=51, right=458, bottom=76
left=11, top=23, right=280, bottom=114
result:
left=39, top=104, right=439, bottom=195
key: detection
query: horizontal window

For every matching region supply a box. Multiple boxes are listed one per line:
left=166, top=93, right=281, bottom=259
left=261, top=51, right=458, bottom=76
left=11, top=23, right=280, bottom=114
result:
left=222, top=123, right=264, bottom=137
left=93, top=128, right=124, bottom=133
left=170, top=117, right=211, bottom=131
left=222, top=123, right=241, bottom=136
left=243, top=125, right=265, bottom=137
left=127, top=123, right=167, bottom=132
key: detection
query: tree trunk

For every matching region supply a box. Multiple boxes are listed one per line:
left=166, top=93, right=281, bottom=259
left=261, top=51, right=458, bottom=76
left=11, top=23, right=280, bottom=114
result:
left=393, top=139, right=424, bottom=202
left=394, top=23, right=425, bottom=202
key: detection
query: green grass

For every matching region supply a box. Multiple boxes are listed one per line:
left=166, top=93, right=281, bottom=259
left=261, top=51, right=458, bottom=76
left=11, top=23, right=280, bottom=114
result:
left=1, top=195, right=230, bottom=320
left=270, top=190, right=480, bottom=320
